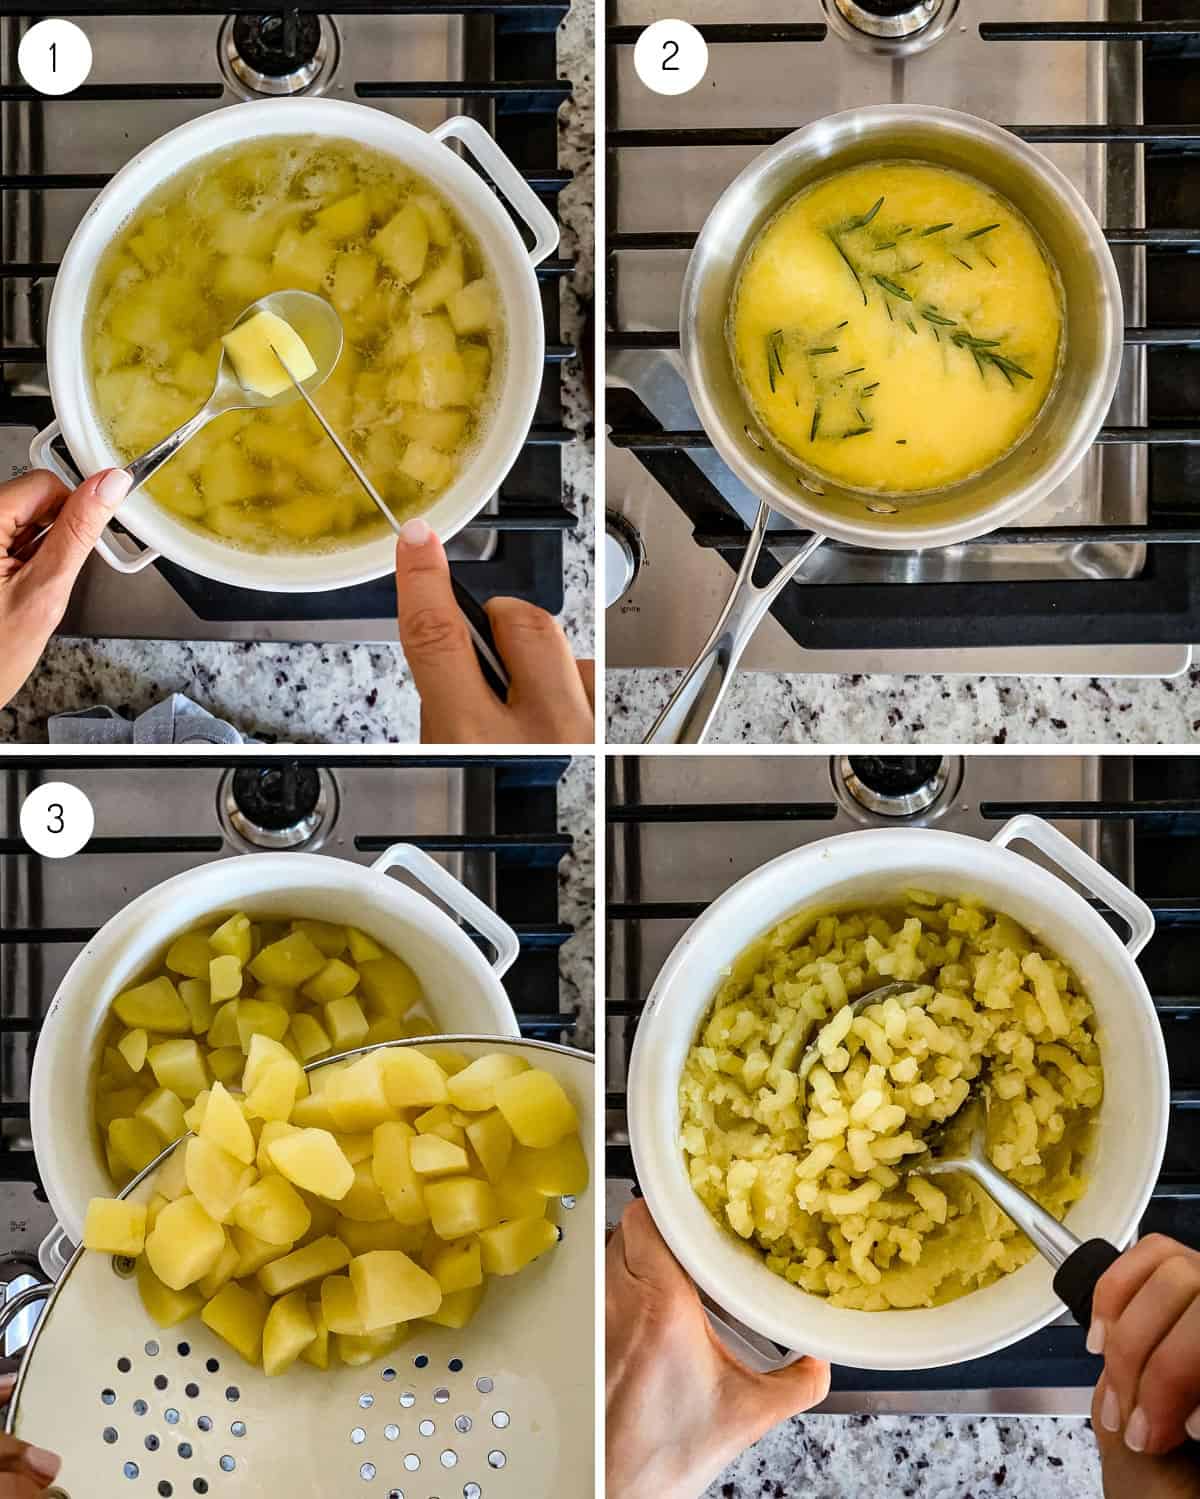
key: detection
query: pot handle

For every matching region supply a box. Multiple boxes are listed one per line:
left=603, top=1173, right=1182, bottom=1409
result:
left=645, top=501, right=826, bottom=743
left=29, top=420, right=161, bottom=575
left=431, top=114, right=560, bottom=267
left=991, top=814, right=1155, bottom=957
left=371, top=842, right=521, bottom=978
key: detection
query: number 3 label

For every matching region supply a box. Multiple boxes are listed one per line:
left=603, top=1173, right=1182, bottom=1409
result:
left=18, top=20, right=93, bottom=97
left=633, top=19, right=708, bottom=97
left=20, top=783, right=95, bottom=859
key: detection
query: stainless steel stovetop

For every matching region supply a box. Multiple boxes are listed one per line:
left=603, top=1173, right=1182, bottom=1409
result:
left=604, top=0, right=1192, bottom=678
left=606, top=752, right=1138, bottom=1416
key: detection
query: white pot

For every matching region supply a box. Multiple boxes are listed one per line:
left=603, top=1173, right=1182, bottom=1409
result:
left=31, top=842, right=522, bottom=1244
left=33, top=98, right=558, bottom=593
left=628, top=815, right=1169, bottom=1372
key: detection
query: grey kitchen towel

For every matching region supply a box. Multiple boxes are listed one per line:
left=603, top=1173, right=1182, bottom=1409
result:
left=48, top=694, right=245, bottom=745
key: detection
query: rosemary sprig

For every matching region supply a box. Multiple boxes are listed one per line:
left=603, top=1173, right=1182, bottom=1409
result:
left=950, top=330, right=1033, bottom=384
left=844, top=196, right=884, bottom=230
left=873, top=274, right=913, bottom=302
left=808, top=345, right=839, bottom=356
left=952, top=253, right=974, bottom=271
left=765, top=329, right=785, bottom=391
left=919, top=221, right=954, bottom=237
left=841, top=426, right=872, bottom=439
left=828, top=231, right=867, bottom=306
left=922, top=310, right=957, bottom=327
left=965, top=223, right=1000, bottom=239
left=841, top=365, right=865, bottom=377
left=860, top=382, right=880, bottom=396
left=809, top=403, right=822, bottom=442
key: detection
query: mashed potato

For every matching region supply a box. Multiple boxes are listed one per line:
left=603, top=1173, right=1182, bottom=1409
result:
left=679, top=893, right=1103, bottom=1309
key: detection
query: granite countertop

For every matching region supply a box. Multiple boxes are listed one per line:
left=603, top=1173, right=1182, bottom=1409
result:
left=707, top=1413, right=1101, bottom=1498
left=608, top=667, right=1200, bottom=745
left=0, top=6, right=594, bottom=746
left=557, top=754, right=595, bottom=1051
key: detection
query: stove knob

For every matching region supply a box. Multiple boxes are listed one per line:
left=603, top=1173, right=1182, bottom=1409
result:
left=605, top=515, right=641, bottom=609
left=832, top=0, right=942, bottom=37
left=845, top=756, right=944, bottom=798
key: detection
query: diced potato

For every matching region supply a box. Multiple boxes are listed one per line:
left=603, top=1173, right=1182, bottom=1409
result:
left=255, top=984, right=298, bottom=1013
left=290, top=1012, right=333, bottom=1062
left=233, top=1174, right=311, bottom=1246
left=358, top=954, right=423, bottom=1020
left=244, top=1033, right=294, bottom=1093
left=333, top=1133, right=375, bottom=1166
left=117, top=1028, right=149, bottom=1075
left=399, top=407, right=468, bottom=452
left=412, top=193, right=453, bottom=248
left=320, top=1273, right=365, bottom=1335
left=411, top=311, right=456, bottom=354
left=374, top=202, right=429, bottom=284
left=331, top=251, right=378, bottom=315
left=231, top=1227, right=291, bottom=1281
left=209, top=955, right=243, bottom=1004
left=337, top=1325, right=408, bottom=1367
left=337, top=1218, right=427, bottom=1256
left=326, top=1054, right=395, bottom=1133
left=186, top=1136, right=256, bottom=1224
left=429, top=1238, right=482, bottom=1294
left=236, top=999, right=291, bottom=1053
left=202, top=1282, right=268, bottom=1366
left=290, top=1092, right=337, bottom=1131
left=291, top=920, right=349, bottom=958
left=424, top=1178, right=501, bottom=1241
left=409, top=1135, right=469, bottom=1178
left=346, top=927, right=384, bottom=963
left=495, top=1069, right=579, bottom=1148
left=515, top=1136, right=589, bottom=1197
left=274, top=495, right=342, bottom=542
left=269, top=1129, right=354, bottom=1201
left=223, top=310, right=317, bottom=399
left=250, top=930, right=326, bottom=988
left=207, top=1001, right=242, bottom=1051
left=365, top=1019, right=409, bottom=1048
left=208, top=1047, right=244, bottom=1085
left=200, top=1081, right=255, bottom=1164
left=193, top=1234, right=238, bottom=1300
left=493, top=1170, right=549, bottom=1223
left=448, top=1055, right=530, bottom=1114
left=113, top=975, right=191, bottom=1034
left=479, top=1216, right=559, bottom=1276
left=466, top=1111, right=514, bottom=1185
left=145, top=1196, right=226, bottom=1290
left=155, top=1146, right=190, bottom=1202
left=324, top=996, right=369, bottom=1051
left=137, top=1259, right=204, bottom=1329
left=339, top=1159, right=393, bottom=1223
left=136, top=1088, right=188, bottom=1145
left=256, top=1120, right=299, bottom=1176
left=300, top=1304, right=330, bottom=1369
left=349, top=1250, right=442, bottom=1330
left=412, top=245, right=465, bottom=316
left=108, top=1117, right=164, bottom=1175
left=183, top=1091, right=211, bottom=1134
left=415, top=1104, right=465, bottom=1148
left=398, top=441, right=456, bottom=492
left=257, top=1235, right=351, bottom=1297
left=448, top=278, right=497, bottom=337
left=209, top=913, right=253, bottom=964
left=263, top=1290, right=317, bottom=1376
left=372, top=1122, right=428, bottom=1226
left=302, top=959, right=360, bottom=1005
left=273, top=225, right=335, bottom=291
left=98, top=1087, right=150, bottom=1130
left=381, top=1049, right=447, bottom=1109
left=245, top=1051, right=303, bottom=1124
left=315, top=191, right=370, bottom=241
left=148, top=1039, right=209, bottom=1101
left=414, top=350, right=468, bottom=409
left=461, top=343, right=491, bottom=399
left=423, top=1282, right=484, bottom=1330
left=179, top=980, right=214, bottom=1037
left=84, top=1197, right=147, bottom=1257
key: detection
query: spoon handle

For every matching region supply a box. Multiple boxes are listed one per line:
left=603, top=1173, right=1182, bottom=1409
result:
left=126, top=403, right=216, bottom=491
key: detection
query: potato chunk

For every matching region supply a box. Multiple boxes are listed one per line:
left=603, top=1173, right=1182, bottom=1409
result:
left=466, top=1110, right=513, bottom=1184
left=148, top=1039, right=209, bottom=1101
left=250, top=930, right=327, bottom=988
left=374, top=202, right=429, bottom=284
left=479, top=1216, right=559, bottom=1276
left=262, top=1290, right=317, bottom=1376
left=84, top=1197, right=147, bottom=1257
left=268, top=1129, right=354, bottom=1201
left=326, top=1054, right=395, bottom=1133
left=429, top=1238, right=482, bottom=1294
left=199, top=1081, right=255, bottom=1164
left=409, top=1135, right=469, bottom=1178
left=165, top=931, right=214, bottom=981
left=137, top=1260, right=204, bottom=1329
left=117, top=1028, right=149, bottom=1075
left=186, top=1136, right=257, bottom=1224
left=209, top=954, right=243, bottom=1003
left=209, top=912, right=253, bottom=964
left=233, top=1174, right=311, bottom=1245
left=381, top=1049, right=447, bottom=1109
left=222, top=310, right=317, bottom=399
left=447, top=1054, right=529, bottom=1114
left=424, top=1283, right=484, bottom=1330
left=257, top=1235, right=351, bottom=1297
left=349, top=1250, right=442, bottom=1330
left=113, top=976, right=190, bottom=1034
left=201, top=1282, right=268, bottom=1366
left=371, top=1122, right=428, bottom=1226
left=358, top=954, right=423, bottom=1019
left=516, top=1136, right=590, bottom=1197
left=145, top=1196, right=226, bottom=1290
left=319, top=1273, right=365, bottom=1335
left=424, top=1178, right=501, bottom=1240
left=495, top=1068, right=579, bottom=1148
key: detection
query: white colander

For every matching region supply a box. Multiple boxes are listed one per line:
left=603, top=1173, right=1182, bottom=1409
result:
left=6, top=1038, right=594, bottom=1499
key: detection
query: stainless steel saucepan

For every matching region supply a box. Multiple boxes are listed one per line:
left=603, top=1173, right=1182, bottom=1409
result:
left=646, top=104, right=1124, bottom=743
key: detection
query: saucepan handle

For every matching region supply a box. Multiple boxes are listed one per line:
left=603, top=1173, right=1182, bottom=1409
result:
left=645, top=502, right=826, bottom=744
left=431, top=115, right=560, bottom=267
left=990, top=814, right=1156, bottom=957
left=29, top=420, right=161, bottom=575
left=371, top=841, right=521, bottom=978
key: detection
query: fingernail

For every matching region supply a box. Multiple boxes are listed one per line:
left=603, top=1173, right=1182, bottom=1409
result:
left=398, top=517, right=432, bottom=548
left=1186, top=1405, right=1200, bottom=1441
left=1085, top=1317, right=1105, bottom=1356
left=23, top=1445, right=59, bottom=1480
left=1125, top=1406, right=1149, bottom=1453
left=1100, top=1387, right=1121, bottom=1433
left=96, top=468, right=133, bottom=508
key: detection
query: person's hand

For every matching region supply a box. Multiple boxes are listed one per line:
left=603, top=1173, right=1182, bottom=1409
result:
left=607, top=1199, right=831, bottom=1499
left=0, top=466, right=133, bottom=709
left=394, top=517, right=593, bottom=744
left=1087, top=1233, right=1200, bottom=1498
left=0, top=1372, right=62, bottom=1494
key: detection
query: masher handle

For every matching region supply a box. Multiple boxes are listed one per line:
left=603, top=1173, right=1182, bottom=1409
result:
left=1052, top=1237, right=1121, bottom=1329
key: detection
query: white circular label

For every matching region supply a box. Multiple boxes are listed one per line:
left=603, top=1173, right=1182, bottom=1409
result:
left=633, top=19, right=708, bottom=97
left=20, top=782, right=95, bottom=859
left=18, top=20, right=93, bottom=97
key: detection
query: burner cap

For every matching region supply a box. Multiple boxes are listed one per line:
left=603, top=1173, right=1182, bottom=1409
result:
left=219, top=766, right=338, bottom=851
left=219, top=14, right=338, bottom=98
left=828, top=0, right=950, bottom=44
left=835, top=755, right=960, bottom=819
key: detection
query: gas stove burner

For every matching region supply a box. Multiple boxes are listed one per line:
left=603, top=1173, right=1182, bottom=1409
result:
left=218, top=13, right=339, bottom=99
left=833, top=754, right=962, bottom=820
left=823, top=0, right=956, bottom=53
left=218, top=765, right=339, bottom=851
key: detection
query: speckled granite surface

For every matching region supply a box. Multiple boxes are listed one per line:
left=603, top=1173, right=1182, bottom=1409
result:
left=557, top=754, right=594, bottom=1050
left=706, top=1413, right=1102, bottom=1498
left=608, top=667, right=1200, bottom=745
left=1, top=6, right=594, bottom=746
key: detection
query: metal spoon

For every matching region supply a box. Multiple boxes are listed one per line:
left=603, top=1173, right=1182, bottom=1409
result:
left=797, top=980, right=923, bottom=1081
left=10, top=289, right=342, bottom=562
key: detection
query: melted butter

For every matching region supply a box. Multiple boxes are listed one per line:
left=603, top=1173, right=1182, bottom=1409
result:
left=730, top=161, right=1064, bottom=494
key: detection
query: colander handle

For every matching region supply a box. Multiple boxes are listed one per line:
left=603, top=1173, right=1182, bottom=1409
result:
left=0, top=1283, right=51, bottom=1341
left=28, top=420, right=161, bottom=575
left=371, top=842, right=521, bottom=978
left=644, top=501, right=827, bottom=744
left=431, top=115, right=560, bottom=267
left=698, top=1291, right=806, bottom=1374
left=990, top=813, right=1156, bottom=958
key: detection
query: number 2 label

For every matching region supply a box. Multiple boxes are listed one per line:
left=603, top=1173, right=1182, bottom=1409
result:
left=633, top=20, right=708, bottom=97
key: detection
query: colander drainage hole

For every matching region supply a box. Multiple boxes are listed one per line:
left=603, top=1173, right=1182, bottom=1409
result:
left=561, top=1195, right=577, bottom=1211
left=224, top=1387, right=240, bottom=1403
left=359, top=1393, right=375, bottom=1409
left=464, top=1486, right=482, bottom=1499
left=145, top=1342, right=160, bottom=1358
left=165, top=1410, right=181, bottom=1426
left=178, top=1443, right=193, bottom=1460
left=133, top=1401, right=148, bottom=1417
left=399, top=1392, right=416, bottom=1409
left=403, top=1455, right=420, bottom=1472
left=118, top=1359, right=132, bottom=1374
left=145, top=1435, right=161, bottom=1452
left=185, top=1383, right=200, bottom=1399
left=474, top=1379, right=492, bottom=1395
left=387, top=1491, right=404, bottom=1499
left=433, top=1389, right=449, bottom=1405
left=454, top=1417, right=471, bottom=1435
left=491, top=1413, right=509, bottom=1430
left=123, top=1462, right=139, bottom=1480
left=414, top=1355, right=429, bottom=1369
left=206, top=1360, right=220, bottom=1374
left=103, top=1389, right=117, bottom=1405
left=419, top=1420, right=435, bottom=1437
left=197, top=1417, right=213, bottom=1433
left=440, top=1450, right=458, bottom=1469
left=382, top=1368, right=397, bottom=1382
left=448, top=1359, right=463, bottom=1373
left=487, top=1453, right=506, bottom=1470
left=154, top=1376, right=168, bottom=1392
left=360, top=1463, right=376, bottom=1482
left=193, top=1483, right=208, bottom=1495
left=219, top=1456, right=236, bottom=1473
left=231, top=1422, right=246, bottom=1438
left=177, top=1343, right=191, bottom=1357
left=103, top=1428, right=118, bottom=1445
left=351, top=1428, right=367, bottom=1446
left=385, top=1424, right=400, bottom=1441
left=157, top=1484, right=173, bottom=1496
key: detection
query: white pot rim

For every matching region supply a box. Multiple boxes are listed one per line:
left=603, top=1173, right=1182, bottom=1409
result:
left=45, top=97, right=552, bottom=593
left=629, top=824, right=1169, bottom=1371
left=31, top=848, right=522, bottom=1243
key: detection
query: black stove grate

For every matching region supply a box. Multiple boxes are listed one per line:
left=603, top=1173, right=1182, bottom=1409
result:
left=605, top=10, right=1200, bottom=651
left=0, top=753, right=576, bottom=1188
left=605, top=756, right=1200, bottom=1395
left=0, top=3, right=577, bottom=622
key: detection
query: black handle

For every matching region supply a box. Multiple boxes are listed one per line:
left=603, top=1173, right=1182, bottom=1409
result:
left=1053, top=1237, right=1122, bottom=1329
left=449, top=575, right=509, bottom=701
